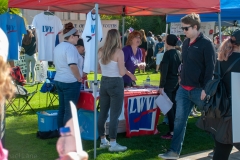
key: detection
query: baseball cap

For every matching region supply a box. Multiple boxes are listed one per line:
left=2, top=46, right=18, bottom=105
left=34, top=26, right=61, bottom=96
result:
left=75, top=38, right=84, bottom=47
left=166, top=34, right=178, bottom=46
left=231, top=29, right=240, bottom=45
left=161, top=33, right=167, bottom=38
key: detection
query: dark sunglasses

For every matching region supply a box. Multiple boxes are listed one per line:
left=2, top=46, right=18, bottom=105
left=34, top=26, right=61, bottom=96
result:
left=181, top=26, right=192, bottom=31
left=73, top=34, right=80, bottom=38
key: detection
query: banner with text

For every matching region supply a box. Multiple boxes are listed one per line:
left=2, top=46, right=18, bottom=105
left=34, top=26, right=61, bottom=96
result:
left=61, top=20, right=119, bottom=49
left=124, top=95, right=160, bottom=138
left=170, top=22, right=215, bottom=40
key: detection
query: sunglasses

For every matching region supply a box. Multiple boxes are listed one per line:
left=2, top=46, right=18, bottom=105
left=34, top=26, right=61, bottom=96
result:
left=73, top=34, right=80, bottom=38
left=181, top=26, right=192, bottom=31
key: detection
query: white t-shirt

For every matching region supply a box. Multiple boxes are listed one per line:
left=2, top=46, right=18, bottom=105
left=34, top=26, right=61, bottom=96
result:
left=32, top=12, right=63, bottom=61
left=82, top=11, right=103, bottom=73
left=53, top=42, right=79, bottom=83
left=0, top=28, right=8, bottom=62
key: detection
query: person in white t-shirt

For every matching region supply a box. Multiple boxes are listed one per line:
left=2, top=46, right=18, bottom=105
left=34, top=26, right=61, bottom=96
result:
left=53, top=22, right=82, bottom=129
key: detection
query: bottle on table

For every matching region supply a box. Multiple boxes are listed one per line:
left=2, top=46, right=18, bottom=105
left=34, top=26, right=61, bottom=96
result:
left=56, top=127, right=76, bottom=158
left=146, top=74, right=151, bottom=86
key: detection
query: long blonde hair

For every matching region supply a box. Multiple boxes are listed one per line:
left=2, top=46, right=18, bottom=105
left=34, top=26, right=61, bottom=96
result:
left=22, top=29, right=34, bottom=45
left=101, top=29, right=121, bottom=64
left=0, top=57, right=15, bottom=102
left=139, top=29, right=147, bottom=42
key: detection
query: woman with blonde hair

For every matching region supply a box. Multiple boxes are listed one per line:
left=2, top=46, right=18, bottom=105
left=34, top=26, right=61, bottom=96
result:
left=123, top=30, right=145, bottom=87
left=97, top=29, right=126, bottom=152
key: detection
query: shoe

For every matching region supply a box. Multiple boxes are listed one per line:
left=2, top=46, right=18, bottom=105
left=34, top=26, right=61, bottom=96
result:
left=152, top=71, right=158, bottom=74
left=189, top=111, right=199, bottom=117
left=108, top=143, right=127, bottom=152
left=158, top=150, right=179, bottom=159
left=208, top=151, right=214, bottom=158
left=100, top=140, right=111, bottom=148
left=161, top=132, right=173, bottom=140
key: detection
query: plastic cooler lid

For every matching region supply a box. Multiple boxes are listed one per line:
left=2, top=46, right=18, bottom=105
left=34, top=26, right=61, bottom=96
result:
left=60, top=127, right=70, bottom=133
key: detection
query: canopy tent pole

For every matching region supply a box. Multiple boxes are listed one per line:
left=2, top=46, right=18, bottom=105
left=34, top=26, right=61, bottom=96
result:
left=94, top=3, right=99, bottom=159
left=122, top=6, right=125, bottom=47
left=218, top=12, right=222, bottom=44
left=164, top=23, right=168, bottom=52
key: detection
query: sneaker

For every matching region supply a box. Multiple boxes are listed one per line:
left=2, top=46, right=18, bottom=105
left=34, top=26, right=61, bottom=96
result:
left=158, top=150, right=179, bottom=159
left=189, top=111, right=199, bottom=117
left=100, top=140, right=111, bottom=148
left=108, top=143, right=127, bottom=152
left=208, top=151, right=214, bottom=158
left=161, top=132, right=173, bottom=140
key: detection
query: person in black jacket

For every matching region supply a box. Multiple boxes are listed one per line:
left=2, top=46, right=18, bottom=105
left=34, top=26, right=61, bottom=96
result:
left=159, top=13, right=216, bottom=159
left=159, top=34, right=181, bottom=140
left=210, top=29, right=240, bottom=160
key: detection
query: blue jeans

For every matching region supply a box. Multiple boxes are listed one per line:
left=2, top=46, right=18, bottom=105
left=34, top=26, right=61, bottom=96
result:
left=170, top=86, right=204, bottom=154
left=54, top=81, right=81, bottom=129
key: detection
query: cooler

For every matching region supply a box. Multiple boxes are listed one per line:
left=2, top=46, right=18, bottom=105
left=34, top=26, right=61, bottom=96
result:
left=37, top=110, right=58, bottom=132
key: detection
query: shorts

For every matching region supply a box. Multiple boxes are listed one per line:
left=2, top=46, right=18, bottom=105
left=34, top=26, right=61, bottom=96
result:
left=156, top=53, right=163, bottom=65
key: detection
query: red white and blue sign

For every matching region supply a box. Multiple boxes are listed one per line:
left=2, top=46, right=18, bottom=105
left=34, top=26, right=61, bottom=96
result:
left=124, top=95, right=160, bottom=137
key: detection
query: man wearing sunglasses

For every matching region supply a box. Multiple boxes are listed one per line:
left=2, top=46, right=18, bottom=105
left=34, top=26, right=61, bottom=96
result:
left=159, top=13, right=216, bottom=159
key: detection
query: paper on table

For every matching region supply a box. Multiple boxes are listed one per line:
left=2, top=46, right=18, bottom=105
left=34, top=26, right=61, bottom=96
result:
left=155, top=91, right=173, bottom=115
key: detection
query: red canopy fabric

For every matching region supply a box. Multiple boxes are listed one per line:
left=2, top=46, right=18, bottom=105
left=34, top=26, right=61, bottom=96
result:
left=9, top=0, right=220, bottom=15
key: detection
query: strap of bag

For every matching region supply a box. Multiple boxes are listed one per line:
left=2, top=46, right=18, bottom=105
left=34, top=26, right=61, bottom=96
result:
left=221, top=57, right=240, bottom=78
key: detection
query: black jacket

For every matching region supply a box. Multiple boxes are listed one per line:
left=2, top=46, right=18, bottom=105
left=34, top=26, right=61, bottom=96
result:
left=180, top=32, right=216, bottom=89
left=159, top=49, right=181, bottom=90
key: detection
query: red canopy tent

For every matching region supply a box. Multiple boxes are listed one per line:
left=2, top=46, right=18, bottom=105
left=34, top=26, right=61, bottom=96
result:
left=8, top=0, right=220, bottom=158
left=9, top=0, right=220, bottom=15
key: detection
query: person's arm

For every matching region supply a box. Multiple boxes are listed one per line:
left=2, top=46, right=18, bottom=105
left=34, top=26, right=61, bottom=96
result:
left=97, top=50, right=102, bottom=74
left=69, top=65, right=82, bottom=82
left=159, top=52, right=169, bottom=88
left=117, top=49, right=126, bottom=76
left=201, top=41, right=216, bottom=100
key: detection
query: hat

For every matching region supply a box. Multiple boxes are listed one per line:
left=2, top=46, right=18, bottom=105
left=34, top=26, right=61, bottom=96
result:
left=75, top=38, right=84, bottom=47
left=166, top=34, right=178, bottom=46
left=231, top=29, right=240, bottom=45
left=161, top=33, right=167, bottom=38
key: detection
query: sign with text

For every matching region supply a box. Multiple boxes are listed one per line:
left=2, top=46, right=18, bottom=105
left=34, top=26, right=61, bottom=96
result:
left=124, top=95, right=160, bottom=137
left=170, top=22, right=215, bottom=40
left=61, top=20, right=119, bottom=49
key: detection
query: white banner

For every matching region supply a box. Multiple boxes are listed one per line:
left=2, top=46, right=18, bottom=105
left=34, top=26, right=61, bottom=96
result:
left=170, top=22, right=215, bottom=40
left=61, top=20, right=119, bottom=49
left=231, top=72, right=240, bottom=143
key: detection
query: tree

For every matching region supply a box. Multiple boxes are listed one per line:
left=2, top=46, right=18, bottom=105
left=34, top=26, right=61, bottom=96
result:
left=101, top=15, right=166, bottom=36
left=0, top=0, right=21, bottom=15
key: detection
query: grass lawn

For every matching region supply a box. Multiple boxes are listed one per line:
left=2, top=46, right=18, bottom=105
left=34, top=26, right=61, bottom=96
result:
left=5, top=70, right=214, bottom=160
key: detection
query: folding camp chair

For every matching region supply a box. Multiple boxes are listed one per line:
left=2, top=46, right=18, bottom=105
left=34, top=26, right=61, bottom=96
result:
left=7, top=66, right=39, bottom=115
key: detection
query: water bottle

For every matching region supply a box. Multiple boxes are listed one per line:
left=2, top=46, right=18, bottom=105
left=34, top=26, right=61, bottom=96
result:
left=146, top=75, right=151, bottom=86
left=56, top=127, right=76, bottom=158
left=46, top=78, right=51, bottom=87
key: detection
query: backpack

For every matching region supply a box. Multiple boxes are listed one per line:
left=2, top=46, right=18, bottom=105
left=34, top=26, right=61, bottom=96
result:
left=196, top=58, right=240, bottom=138
left=10, top=66, right=26, bottom=86
left=201, top=57, right=240, bottom=118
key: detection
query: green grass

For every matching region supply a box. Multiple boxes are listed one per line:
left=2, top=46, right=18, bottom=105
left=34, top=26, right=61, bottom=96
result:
left=5, top=70, right=214, bottom=160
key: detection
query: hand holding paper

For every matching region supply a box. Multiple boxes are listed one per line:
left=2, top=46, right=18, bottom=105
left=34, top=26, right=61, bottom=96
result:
left=155, top=90, right=173, bottom=115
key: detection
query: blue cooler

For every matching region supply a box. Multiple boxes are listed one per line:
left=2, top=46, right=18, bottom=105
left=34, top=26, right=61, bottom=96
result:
left=78, top=109, right=99, bottom=140
left=37, top=110, right=58, bottom=132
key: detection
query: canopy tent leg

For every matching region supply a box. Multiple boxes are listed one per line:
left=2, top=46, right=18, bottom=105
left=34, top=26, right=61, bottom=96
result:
left=164, top=23, right=168, bottom=52
left=122, top=6, right=126, bottom=47
left=94, top=3, right=99, bottom=159
left=218, top=12, right=222, bottom=44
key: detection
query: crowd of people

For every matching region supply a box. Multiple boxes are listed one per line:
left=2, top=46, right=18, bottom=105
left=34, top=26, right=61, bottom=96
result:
left=1, top=11, right=239, bottom=160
